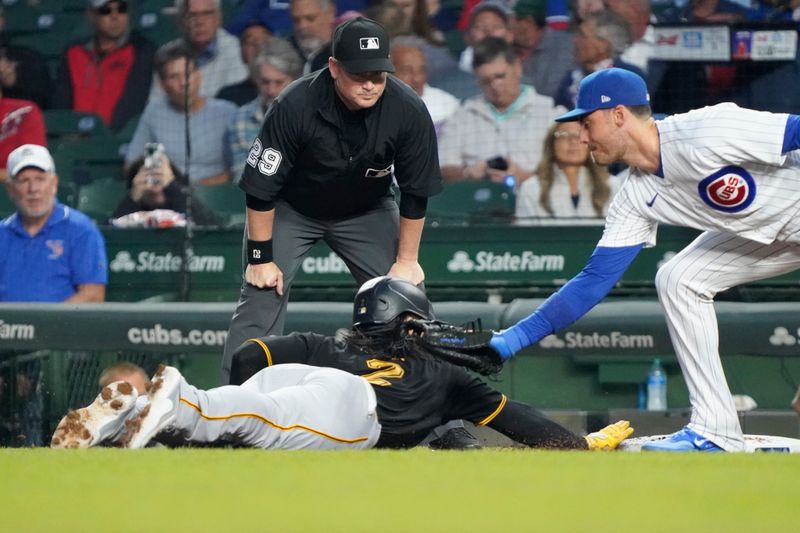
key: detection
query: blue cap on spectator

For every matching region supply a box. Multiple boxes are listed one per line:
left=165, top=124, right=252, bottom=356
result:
left=555, top=68, right=650, bottom=122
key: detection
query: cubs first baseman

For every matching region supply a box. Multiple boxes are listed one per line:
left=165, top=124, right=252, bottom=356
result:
left=490, top=68, right=800, bottom=452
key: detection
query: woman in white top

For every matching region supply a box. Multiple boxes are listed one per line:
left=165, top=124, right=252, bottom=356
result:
left=515, top=121, right=615, bottom=223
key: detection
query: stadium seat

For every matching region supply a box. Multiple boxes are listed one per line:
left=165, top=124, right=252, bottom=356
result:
left=44, top=110, right=110, bottom=141
left=0, top=190, right=15, bottom=219
left=9, top=31, right=71, bottom=60
left=114, top=114, right=141, bottom=144
left=52, top=138, right=125, bottom=186
left=427, top=181, right=516, bottom=223
left=5, top=8, right=82, bottom=57
left=57, top=180, right=79, bottom=208
left=192, top=182, right=245, bottom=227
left=61, top=0, right=90, bottom=11
left=134, top=2, right=180, bottom=47
left=75, top=178, right=126, bottom=225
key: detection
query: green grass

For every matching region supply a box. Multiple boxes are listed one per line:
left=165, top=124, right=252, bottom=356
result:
left=1, top=448, right=798, bottom=532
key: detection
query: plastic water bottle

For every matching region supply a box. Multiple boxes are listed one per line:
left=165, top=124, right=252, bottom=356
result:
left=647, top=358, right=668, bottom=411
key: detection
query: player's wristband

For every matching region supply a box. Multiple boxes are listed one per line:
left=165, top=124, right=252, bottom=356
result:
left=247, top=239, right=273, bottom=264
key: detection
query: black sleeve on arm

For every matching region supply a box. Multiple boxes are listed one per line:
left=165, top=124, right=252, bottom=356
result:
left=487, top=400, right=588, bottom=449
left=398, top=193, right=428, bottom=219
left=246, top=193, right=274, bottom=211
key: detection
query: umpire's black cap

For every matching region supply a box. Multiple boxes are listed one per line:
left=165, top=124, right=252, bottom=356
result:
left=332, top=17, right=395, bottom=74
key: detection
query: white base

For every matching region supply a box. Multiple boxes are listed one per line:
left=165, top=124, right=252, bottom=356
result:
left=619, top=434, right=800, bottom=453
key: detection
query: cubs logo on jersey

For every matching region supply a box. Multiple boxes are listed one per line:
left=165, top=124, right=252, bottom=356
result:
left=697, top=166, right=756, bottom=213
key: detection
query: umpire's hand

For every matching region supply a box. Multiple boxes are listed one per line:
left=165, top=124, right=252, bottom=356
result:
left=388, top=260, right=425, bottom=285
left=246, top=262, right=284, bottom=295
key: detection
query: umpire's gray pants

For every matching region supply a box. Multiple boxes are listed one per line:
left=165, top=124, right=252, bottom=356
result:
left=220, top=197, right=399, bottom=384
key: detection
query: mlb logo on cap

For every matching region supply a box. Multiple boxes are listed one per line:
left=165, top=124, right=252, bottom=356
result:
left=360, top=37, right=380, bottom=50
left=332, top=17, right=395, bottom=74
left=556, top=68, right=650, bottom=122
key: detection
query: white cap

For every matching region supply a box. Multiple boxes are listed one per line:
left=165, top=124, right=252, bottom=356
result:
left=7, top=144, right=56, bottom=178
left=87, top=0, right=112, bottom=8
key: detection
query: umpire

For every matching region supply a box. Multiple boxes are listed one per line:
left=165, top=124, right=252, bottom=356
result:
left=222, top=17, right=443, bottom=383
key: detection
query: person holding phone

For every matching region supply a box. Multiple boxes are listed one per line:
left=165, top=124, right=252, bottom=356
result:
left=438, top=37, right=564, bottom=184
left=113, top=145, right=221, bottom=226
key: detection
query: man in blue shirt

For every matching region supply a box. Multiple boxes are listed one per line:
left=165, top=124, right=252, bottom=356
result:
left=1, top=144, right=107, bottom=302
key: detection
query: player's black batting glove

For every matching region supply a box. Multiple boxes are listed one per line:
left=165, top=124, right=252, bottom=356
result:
left=403, top=319, right=504, bottom=376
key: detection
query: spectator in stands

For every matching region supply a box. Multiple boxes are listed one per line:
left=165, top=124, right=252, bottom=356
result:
left=388, top=0, right=444, bottom=44
left=573, top=0, right=604, bottom=20
left=290, top=0, right=337, bottom=73
left=515, top=121, right=614, bottom=222
left=0, top=6, right=51, bottom=109
left=216, top=21, right=273, bottom=106
left=658, top=0, right=750, bottom=23
left=364, top=1, right=409, bottom=37
left=605, top=0, right=655, bottom=75
left=390, top=37, right=459, bottom=137
left=226, top=38, right=304, bottom=181
left=126, top=41, right=237, bottom=185
left=113, top=150, right=221, bottom=225
left=653, top=0, right=749, bottom=114
left=748, top=0, right=800, bottom=21
left=381, top=0, right=458, bottom=87
left=511, top=0, right=575, bottom=99
left=555, top=10, right=645, bottom=109
left=438, top=37, right=562, bottom=184
left=99, top=361, right=148, bottom=395
left=459, top=1, right=514, bottom=73
left=429, top=0, right=516, bottom=99
left=160, top=0, right=248, bottom=98
left=0, top=144, right=107, bottom=302
left=51, top=0, right=156, bottom=133
left=0, top=89, right=46, bottom=182
left=227, top=0, right=368, bottom=37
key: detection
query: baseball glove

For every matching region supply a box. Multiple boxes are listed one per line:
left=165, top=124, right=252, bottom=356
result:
left=402, top=319, right=503, bottom=376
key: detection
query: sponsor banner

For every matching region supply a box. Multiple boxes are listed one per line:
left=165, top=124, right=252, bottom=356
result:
left=653, top=25, right=730, bottom=61
left=127, top=324, right=227, bottom=347
left=750, top=30, right=797, bottom=61
left=301, top=252, right=351, bottom=275
left=0, top=320, right=35, bottom=341
left=0, top=307, right=233, bottom=353
left=446, top=250, right=566, bottom=274
left=2, top=302, right=800, bottom=356
left=109, top=250, right=226, bottom=273
left=538, top=331, right=656, bottom=350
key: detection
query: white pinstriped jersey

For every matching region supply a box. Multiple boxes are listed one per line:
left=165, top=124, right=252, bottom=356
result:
left=598, top=103, right=800, bottom=248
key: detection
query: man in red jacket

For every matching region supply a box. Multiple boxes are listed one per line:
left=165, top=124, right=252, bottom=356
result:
left=51, top=0, right=155, bottom=132
left=0, top=90, right=45, bottom=182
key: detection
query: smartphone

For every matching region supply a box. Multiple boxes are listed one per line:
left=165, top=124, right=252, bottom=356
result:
left=486, top=156, right=508, bottom=171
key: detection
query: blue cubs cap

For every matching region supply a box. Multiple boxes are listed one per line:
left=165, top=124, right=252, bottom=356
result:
left=555, top=68, right=650, bottom=122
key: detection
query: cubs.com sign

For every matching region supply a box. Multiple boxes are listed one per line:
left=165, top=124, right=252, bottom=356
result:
left=447, top=250, right=565, bottom=273
left=698, top=165, right=756, bottom=213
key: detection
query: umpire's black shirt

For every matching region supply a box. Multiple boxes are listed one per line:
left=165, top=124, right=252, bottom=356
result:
left=239, top=68, right=443, bottom=220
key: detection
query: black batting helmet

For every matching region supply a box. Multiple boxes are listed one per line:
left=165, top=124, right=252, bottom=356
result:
left=352, top=276, right=434, bottom=330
